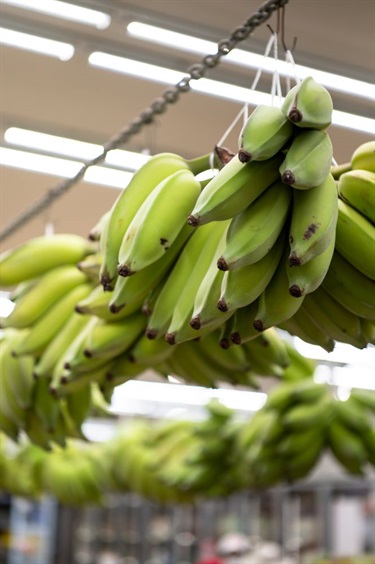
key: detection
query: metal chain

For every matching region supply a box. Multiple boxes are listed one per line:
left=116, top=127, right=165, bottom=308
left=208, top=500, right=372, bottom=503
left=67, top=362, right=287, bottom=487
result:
left=0, top=0, right=289, bottom=242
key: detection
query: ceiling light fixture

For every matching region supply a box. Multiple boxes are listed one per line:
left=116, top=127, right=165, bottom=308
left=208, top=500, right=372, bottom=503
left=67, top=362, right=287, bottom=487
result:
left=0, top=146, right=133, bottom=189
left=0, top=27, right=74, bottom=60
left=127, top=21, right=375, bottom=102
left=88, top=51, right=375, bottom=135
left=1, top=0, right=111, bottom=30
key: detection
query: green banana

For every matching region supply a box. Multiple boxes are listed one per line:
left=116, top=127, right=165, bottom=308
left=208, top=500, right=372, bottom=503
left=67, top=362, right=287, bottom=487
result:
left=338, top=169, right=375, bottom=224
left=350, top=389, right=375, bottom=413
left=109, top=223, right=193, bottom=314
left=278, top=427, right=324, bottom=457
left=0, top=333, right=35, bottom=413
left=198, top=330, right=250, bottom=373
left=322, top=251, right=375, bottom=320
left=351, top=140, right=375, bottom=173
left=328, top=420, right=367, bottom=475
left=217, top=232, right=285, bottom=314
left=253, top=246, right=305, bottom=331
left=283, top=396, right=333, bottom=431
left=280, top=305, right=335, bottom=353
left=284, top=440, right=323, bottom=481
left=281, top=76, right=333, bottom=130
left=188, top=152, right=284, bottom=226
left=76, top=252, right=102, bottom=282
left=11, top=282, right=93, bottom=357
left=237, top=104, right=294, bottom=162
left=88, top=210, right=110, bottom=242
left=33, top=312, right=91, bottom=379
left=335, top=198, right=375, bottom=280
left=288, top=173, right=338, bottom=266
left=217, top=180, right=292, bottom=271
left=287, top=231, right=335, bottom=297
left=302, top=287, right=368, bottom=348
left=279, top=130, right=333, bottom=189
left=117, top=169, right=202, bottom=276
left=127, top=333, right=175, bottom=365
left=229, top=300, right=260, bottom=345
left=2, top=265, right=88, bottom=329
left=360, top=318, right=375, bottom=345
left=65, top=384, right=92, bottom=432
left=145, top=222, right=219, bottom=340
left=75, top=283, right=141, bottom=320
left=333, top=397, right=373, bottom=433
left=99, top=152, right=194, bottom=290
left=0, top=233, right=96, bottom=287
left=165, top=221, right=230, bottom=344
left=241, top=338, right=286, bottom=379
left=33, top=377, right=60, bottom=433
left=165, top=340, right=219, bottom=388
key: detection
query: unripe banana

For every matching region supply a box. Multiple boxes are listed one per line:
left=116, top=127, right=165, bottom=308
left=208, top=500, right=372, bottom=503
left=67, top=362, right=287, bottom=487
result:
left=351, top=140, right=375, bottom=173
left=217, top=232, right=285, bottom=314
left=322, top=251, right=375, bottom=320
left=117, top=169, right=202, bottom=276
left=279, top=129, right=333, bottom=189
left=283, top=396, right=333, bottom=431
left=350, top=389, right=375, bottom=413
left=2, top=265, right=88, bottom=329
left=229, top=300, right=260, bottom=345
left=217, top=180, right=292, bottom=271
left=76, top=252, right=102, bottom=282
left=238, top=104, right=294, bottom=162
left=281, top=76, right=333, bottom=130
left=302, top=287, right=367, bottom=349
left=328, top=420, right=367, bottom=475
left=146, top=222, right=218, bottom=340
left=75, top=284, right=141, bottom=320
left=287, top=231, right=335, bottom=298
left=0, top=233, right=96, bottom=287
left=288, top=173, right=338, bottom=267
left=33, top=377, right=60, bottom=433
left=188, top=152, right=284, bottom=226
left=335, top=198, right=375, bottom=280
left=127, top=333, right=175, bottom=365
left=280, top=305, right=335, bottom=353
left=338, top=169, right=375, bottom=224
left=253, top=246, right=305, bottom=332
left=88, top=210, right=111, bottom=242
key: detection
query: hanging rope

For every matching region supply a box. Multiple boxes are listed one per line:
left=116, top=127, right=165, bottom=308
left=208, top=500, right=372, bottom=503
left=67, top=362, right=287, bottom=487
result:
left=0, top=0, right=289, bottom=242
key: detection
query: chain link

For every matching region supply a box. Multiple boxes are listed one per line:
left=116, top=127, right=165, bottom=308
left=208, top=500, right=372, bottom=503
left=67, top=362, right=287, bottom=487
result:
left=0, top=0, right=289, bottom=242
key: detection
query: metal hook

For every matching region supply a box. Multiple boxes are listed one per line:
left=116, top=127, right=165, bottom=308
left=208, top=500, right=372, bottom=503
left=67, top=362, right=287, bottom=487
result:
left=280, top=4, right=297, bottom=53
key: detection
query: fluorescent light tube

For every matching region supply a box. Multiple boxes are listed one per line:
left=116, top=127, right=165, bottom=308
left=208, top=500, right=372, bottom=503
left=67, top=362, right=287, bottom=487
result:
left=1, top=0, right=111, bottom=30
left=110, top=380, right=267, bottom=413
left=0, top=146, right=132, bottom=189
left=0, top=27, right=74, bottom=60
left=88, top=51, right=375, bottom=135
left=4, top=127, right=151, bottom=171
left=127, top=21, right=375, bottom=101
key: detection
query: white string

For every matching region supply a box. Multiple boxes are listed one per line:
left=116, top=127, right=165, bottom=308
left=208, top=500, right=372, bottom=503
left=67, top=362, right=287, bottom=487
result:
left=270, top=33, right=283, bottom=106
left=284, top=48, right=301, bottom=91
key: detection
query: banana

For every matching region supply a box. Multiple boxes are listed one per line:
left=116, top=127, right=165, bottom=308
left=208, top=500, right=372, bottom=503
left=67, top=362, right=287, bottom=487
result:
left=241, top=338, right=286, bottom=379
left=335, top=198, right=375, bottom=280
left=283, top=396, right=333, bottom=431
left=229, top=300, right=260, bottom=345
left=65, top=384, right=92, bottom=433
left=278, top=427, right=324, bottom=457
left=83, top=313, right=147, bottom=360
left=253, top=246, right=305, bottom=331
left=338, top=169, right=375, bottom=224
left=284, top=440, right=323, bottom=481
left=237, top=104, right=294, bottom=162
left=287, top=230, right=335, bottom=297
left=11, top=282, right=93, bottom=357
left=333, top=396, right=373, bottom=433
left=0, top=233, right=96, bottom=287
left=145, top=222, right=219, bottom=340
left=99, top=152, right=207, bottom=290
left=0, top=412, right=19, bottom=442
left=288, top=173, right=338, bottom=266
left=351, top=140, right=375, bottom=173
left=281, top=76, right=333, bottom=130
left=165, top=340, right=219, bottom=388
left=88, top=210, right=111, bottom=242
left=33, top=377, right=61, bottom=433
left=76, top=252, right=102, bottom=282
left=104, top=353, right=148, bottom=387
left=279, top=305, right=335, bottom=352
left=217, top=180, right=292, bottom=271
left=33, top=312, right=91, bottom=379
left=24, top=411, right=52, bottom=451
left=2, top=265, right=88, bottom=329
left=187, top=152, right=284, bottom=226
left=127, top=333, right=175, bottom=365
left=360, top=318, right=375, bottom=345
left=0, top=329, right=35, bottom=409
left=217, top=232, right=285, bottom=314
left=328, top=420, right=367, bottom=475
left=279, top=130, right=333, bottom=189
left=165, top=221, right=230, bottom=344
left=75, top=284, right=142, bottom=321
left=109, top=223, right=193, bottom=315
left=302, top=287, right=368, bottom=348
left=117, top=169, right=202, bottom=276
left=198, top=330, right=250, bottom=374
left=331, top=161, right=352, bottom=180
left=322, top=251, right=375, bottom=320
left=350, top=389, right=375, bottom=413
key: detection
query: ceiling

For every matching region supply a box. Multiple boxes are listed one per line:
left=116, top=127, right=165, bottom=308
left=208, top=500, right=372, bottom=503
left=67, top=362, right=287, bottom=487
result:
left=0, top=0, right=374, bottom=253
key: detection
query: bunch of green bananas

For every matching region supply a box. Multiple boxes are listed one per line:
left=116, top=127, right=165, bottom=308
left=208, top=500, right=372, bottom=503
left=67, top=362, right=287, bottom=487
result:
left=235, top=381, right=375, bottom=488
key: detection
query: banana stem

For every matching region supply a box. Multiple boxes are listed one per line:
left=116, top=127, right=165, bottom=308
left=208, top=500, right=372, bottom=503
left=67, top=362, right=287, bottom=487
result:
left=186, top=153, right=212, bottom=175
left=330, top=162, right=351, bottom=179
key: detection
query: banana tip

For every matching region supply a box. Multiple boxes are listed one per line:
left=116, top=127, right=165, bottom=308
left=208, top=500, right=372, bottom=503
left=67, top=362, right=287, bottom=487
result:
left=231, top=332, right=242, bottom=345
left=145, top=328, right=157, bottom=340
left=190, top=316, right=201, bottom=330
left=217, top=257, right=228, bottom=271
left=289, top=285, right=304, bottom=298
left=238, top=149, right=252, bottom=163
left=219, top=338, right=231, bottom=349
left=217, top=299, right=228, bottom=312
left=253, top=320, right=264, bottom=332
left=165, top=332, right=176, bottom=345
left=281, top=170, right=296, bottom=186
left=117, top=264, right=133, bottom=277
left=288, top=108, right=303, bottom=123
left=109, top=303, right=124, bottom=314
left=187, top=214, right=199, bottom=227
left=288, top=252, right=302, bottom=267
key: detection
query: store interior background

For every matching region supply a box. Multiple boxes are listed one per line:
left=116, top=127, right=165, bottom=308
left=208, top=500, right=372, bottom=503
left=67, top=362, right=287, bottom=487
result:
left=0, top=1, right=374, bottom=563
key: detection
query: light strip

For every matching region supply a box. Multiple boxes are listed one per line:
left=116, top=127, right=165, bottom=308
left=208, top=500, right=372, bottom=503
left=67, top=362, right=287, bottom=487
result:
left=0, top=292, right=15, bottom=318
left=127, top=22, right=375, bottom=102
left=0, top=27, right=74, bottom=60
left=110, top=379, right=268, bottom=413
left=4, top=128, right=151, bottom=171
left=0, top=147, right=133, bottom=189
left=88, top=51, right=375, bottom=135
left=1, top=0, right=111, bottom=30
